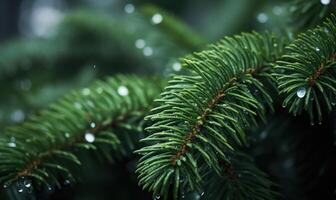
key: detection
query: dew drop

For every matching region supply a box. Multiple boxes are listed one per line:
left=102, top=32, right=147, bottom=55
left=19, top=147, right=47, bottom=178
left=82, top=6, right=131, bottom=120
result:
left=18, top=188, right=24, bottom=193
left=324, top=28, right=330, bottom=34
left=320, top=0, right=331, bottom=5
left=155, top=195, right=161, bottom=199
left=143, top=46, right=153, bottom=56
left=260, top=131, right=267, bottom=140
left=257, top=13, right=268, bottom=23
left=24, top=179, right=32, bottom=188
left=11, top=109, right=25, bottom=123
left=315, top=47, right=320, bottom=52
left=20, top=79, right=32, bottom=91
left=8, top=142, right=16, bottom=148
left=151, top=13, right=163, bottom=24
left=118, top=86, right=129, bottom=96
left=172, top=62, right=182, bottom=71
left=296, top=87, right=306, bottom=98
left=74, top=102, right=82, bottom=109
left=85, top=132, right=95, bottom=143
left=272, top=6, right=283, bottom=15
left=82, top=88, right=91, bottom=96
left=124, top=3, right=135, bottom=13
left=200, top=191, right=205, bottom=196
left=64, top=132, right=70, bottom=138
left=10, top=137, right=16, bottom=142
left=177, top=160, right=181, bottom=166
left=87, top=101, right=94, bottom=107
left=96, top=87, right=103, bottom=94
left=90, top=122, right=96, bottom=128
left=64, top=180, right=71, bottom=186
left=135, top=39, right=146, bottom=49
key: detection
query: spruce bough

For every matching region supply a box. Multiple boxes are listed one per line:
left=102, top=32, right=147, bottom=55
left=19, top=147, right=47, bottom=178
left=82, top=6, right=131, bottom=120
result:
left=0, top=6, right=335, bottom=200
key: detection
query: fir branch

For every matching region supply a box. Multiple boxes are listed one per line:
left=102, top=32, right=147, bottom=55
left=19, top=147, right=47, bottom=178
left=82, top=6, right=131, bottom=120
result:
left=275, top=15, right=336, bottom=123
left=0, top=75, right=164, bottom=190
left=136, top=32, right=286, bottom=199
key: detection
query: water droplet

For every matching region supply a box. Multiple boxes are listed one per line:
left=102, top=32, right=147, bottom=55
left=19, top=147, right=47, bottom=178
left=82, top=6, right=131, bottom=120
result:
left=310, top=121, right=315, bottom=126
left=177, top=160, right=181, bottom=166
left=151, top=13, right=163, bottom=24
left=273, top=43, right=278, bottom=47
left=135, top=39, right=146, bottom=49
left=11, top=109, right=25, bottom=123
left=8, top=142, right=16, bottom=148
left=87, top=101, right=94, bottom=107
left=324, top=28, right=330, bottom=34
left=320, top=0, right=331, bottom=5
left=296, top=87, right=306, bottom=98
left=3, top=184, right=8, bottom=188
left=10, top=137, right=16, bottom=142
left=260, top=131, right=267, bottom=140
left=23, top=179, right=32, bottom=188
left=20, top=79, right=32, bottom=91
left=96, top=87, right=103, bottom=94
left=257, top=13, right=268, bottom=23
left=289, top=5, right=297, bottom=12
left=118, top=86, right=129, bottom=96
left=64, top=180, right=71, bottom=186
left=143, top=46, right=153, bottom=56
left=315, top=47, right=320, bottom=52
left=155, top=195, right=161, bottom=199
left=64, top=132, right=70, bottom=138
left=172, top=62, right=182, bottom=71
left=85, top=132, right=95, bottom=143
left=124, top=3, right=135, bottom=13
left=73, top=102, right=81, bottom=109
left=200, top=192, right=204, bottom=196
left=18, top=188, right=24, bottom=193
left=82, top=88, right=91, bottom=96
left=272, top=6, right=283, bottom=15
left=90, top=122, right=96, bottom=128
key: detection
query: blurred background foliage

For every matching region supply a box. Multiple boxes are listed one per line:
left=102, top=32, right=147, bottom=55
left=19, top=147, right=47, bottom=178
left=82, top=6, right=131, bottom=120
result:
left=0, top=0, right=335, bottom=199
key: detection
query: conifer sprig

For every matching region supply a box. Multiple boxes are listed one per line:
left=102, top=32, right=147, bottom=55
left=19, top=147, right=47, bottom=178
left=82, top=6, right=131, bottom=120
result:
left=136, top=32, right=286, bottom=199
left=0, top=75, right=164, bottom=190
left=275, top=15, right=336, bottom=123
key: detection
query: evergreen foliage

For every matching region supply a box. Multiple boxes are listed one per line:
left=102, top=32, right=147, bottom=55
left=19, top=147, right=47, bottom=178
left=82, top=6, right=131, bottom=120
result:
left=1, top=1, right=336, bottom=199
left=276, top=14, right=336, bottom=123
left=0, top=75, right=163, bottom=191
left=136, top=32, right=286, bottom=199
